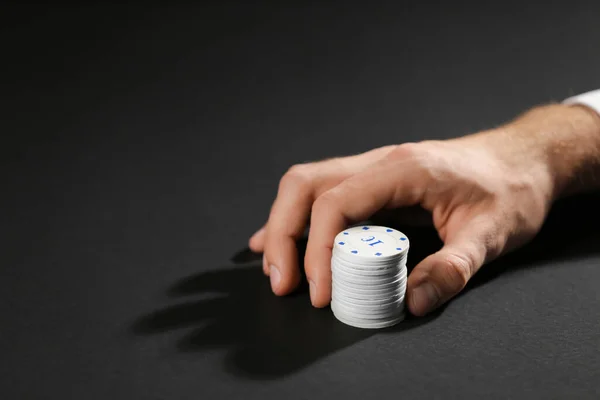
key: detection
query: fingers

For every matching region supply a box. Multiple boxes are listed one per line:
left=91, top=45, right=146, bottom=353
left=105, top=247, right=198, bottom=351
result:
left=263, top=165, right=315, bottom=295
left=254, top=146, right=398, bottom=297
left=248, top=227, right=269, bottom=275
left=248, top=146, right=397, bottom=252
left=248, top=226, right=266, bottom=253
left=262, top=254, right=269, bottom=276
left=407, top=217, right=502, bottom=316
left=305, top=148, right=426, bottom=307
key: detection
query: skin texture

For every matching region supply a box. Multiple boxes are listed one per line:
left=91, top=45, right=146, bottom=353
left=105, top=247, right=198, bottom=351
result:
left=249, top=103, right=600, bottom=316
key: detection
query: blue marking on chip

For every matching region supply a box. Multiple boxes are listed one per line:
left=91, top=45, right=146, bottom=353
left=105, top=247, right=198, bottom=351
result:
left=400, top=237, right=406, bottom=241
left=396, top=247, right=402, bottom=251
left=375, top=252, right=382, bottom=256
left=343, top=232, right=349, bottom=235
left=338, top=242, right=345, bottom=245
left=351, top=250, right=358, bottom=254
left=362, top=226, right=369, bottom=230
left=386, top=229, right=392, bottom=232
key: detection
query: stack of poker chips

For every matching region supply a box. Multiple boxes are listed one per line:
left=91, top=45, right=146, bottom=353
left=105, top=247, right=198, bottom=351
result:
left=330, top=225, right=409, bottom=329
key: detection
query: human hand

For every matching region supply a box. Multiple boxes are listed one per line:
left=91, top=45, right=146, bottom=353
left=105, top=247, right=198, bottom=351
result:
left=249, top=104, right=600, bottom=316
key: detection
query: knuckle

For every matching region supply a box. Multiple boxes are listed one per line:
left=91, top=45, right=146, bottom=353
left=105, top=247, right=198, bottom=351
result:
left=439, top=253, right=473, bottom=290
left=280, top=164, right=312, bottom=191
left=387, top=142, right=421, bottom=160
left=480, top=222, right=504, bottom=259
left=312, top=191, right=338, bottom=213
left=387, top=142, right=436, bottom=174
left=339, top=176, right=366, bottom=194
left=388, top=141, right=440, bottom=160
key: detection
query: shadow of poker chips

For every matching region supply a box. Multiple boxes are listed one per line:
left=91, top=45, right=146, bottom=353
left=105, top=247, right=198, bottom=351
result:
left=331, top=225, right=410, bottom=329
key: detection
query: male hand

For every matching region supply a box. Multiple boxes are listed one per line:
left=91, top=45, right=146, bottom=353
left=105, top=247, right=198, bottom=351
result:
left=248, top=104, right=600, bottom=316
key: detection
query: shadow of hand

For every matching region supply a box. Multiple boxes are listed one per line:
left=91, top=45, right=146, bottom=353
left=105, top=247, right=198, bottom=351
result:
left=132, top=261, right=375, bottom=379
left=131, top=229, right=443, bottom=379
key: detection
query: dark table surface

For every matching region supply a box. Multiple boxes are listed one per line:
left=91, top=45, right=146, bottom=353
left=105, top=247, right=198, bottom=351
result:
left=2, top=3, right=600, bottom=399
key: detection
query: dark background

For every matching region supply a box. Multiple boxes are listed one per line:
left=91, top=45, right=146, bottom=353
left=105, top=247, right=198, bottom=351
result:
left=2, top=2, right=600, bottom=399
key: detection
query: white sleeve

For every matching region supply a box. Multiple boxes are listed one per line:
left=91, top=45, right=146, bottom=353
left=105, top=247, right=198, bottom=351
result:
left=563, top=89, right=600, bottom=116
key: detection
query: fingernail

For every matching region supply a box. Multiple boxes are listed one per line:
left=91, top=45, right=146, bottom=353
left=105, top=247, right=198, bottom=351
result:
left=410, top=283, right=439, bottom=315
left=308, top=279, right=316, bottom=305
left=270, top=265, right=281, bottom=292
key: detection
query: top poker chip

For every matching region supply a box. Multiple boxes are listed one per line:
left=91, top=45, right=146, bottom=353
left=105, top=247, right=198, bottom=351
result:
left=333, top=225, right=409, bottom=261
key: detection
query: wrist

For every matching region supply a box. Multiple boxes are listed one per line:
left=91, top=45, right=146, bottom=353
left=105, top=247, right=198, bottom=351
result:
left=506, top=103, right=600, bottom=201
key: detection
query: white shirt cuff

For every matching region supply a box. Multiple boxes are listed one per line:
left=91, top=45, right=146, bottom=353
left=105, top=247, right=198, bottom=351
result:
left=563, top=89, right=600, bottom=116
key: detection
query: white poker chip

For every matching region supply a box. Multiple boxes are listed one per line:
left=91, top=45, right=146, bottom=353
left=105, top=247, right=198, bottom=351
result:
left=332, top=280, right=407, bottom=301
left=333, top=302, right=405, bottom=321
left=333, top=249, right=407, bottom=267
left=332, top=279, right=405, bottom=298
left=330, top=225, right=410, bottom=329
left=333, top=294, right=405, bottom=308
left=332, top=296, right=406, bottom=313
left=332, top=266, right=407, bottom=287
left=333, top=265, right=407, bottom=279
left=333, top=225, right=409, bottom=261
left=332, top=282, right=404, bottom=300
left=331, top=304, right=406, bottom=329
left=332, top=257, right=405, bottom=276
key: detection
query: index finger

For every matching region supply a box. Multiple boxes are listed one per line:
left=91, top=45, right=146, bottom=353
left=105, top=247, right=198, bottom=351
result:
left=304, top=148, right=426, bottom=307
left=263, top=147, right=396, bottom=294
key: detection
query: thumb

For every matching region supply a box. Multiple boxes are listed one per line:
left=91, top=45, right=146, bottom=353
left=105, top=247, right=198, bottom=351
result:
left=406, top=220, right=500, bottom=316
